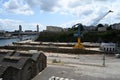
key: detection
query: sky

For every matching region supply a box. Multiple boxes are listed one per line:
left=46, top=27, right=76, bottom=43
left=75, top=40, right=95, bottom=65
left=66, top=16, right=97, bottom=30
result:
left=0, top=0, right=120, bottom=31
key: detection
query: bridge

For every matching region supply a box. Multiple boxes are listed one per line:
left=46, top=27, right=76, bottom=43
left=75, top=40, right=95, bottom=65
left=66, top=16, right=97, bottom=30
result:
left=10, top=31, right=40, bottom=35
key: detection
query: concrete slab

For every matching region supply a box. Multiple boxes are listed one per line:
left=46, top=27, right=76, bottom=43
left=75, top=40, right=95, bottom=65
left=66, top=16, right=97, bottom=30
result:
left=33, top=65, right=120, bottom=80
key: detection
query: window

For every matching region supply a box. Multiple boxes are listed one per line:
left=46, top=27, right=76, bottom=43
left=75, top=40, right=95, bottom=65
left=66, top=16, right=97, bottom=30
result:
left=107, top=48, right=108, bottom=51
left=110, top=48, right=111, bottom=51
left=113, top=48, right=115, bottom=51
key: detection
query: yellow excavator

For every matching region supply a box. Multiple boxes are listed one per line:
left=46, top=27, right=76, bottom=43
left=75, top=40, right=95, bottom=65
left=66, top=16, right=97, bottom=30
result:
left=74, top=10, right=113, bottom=49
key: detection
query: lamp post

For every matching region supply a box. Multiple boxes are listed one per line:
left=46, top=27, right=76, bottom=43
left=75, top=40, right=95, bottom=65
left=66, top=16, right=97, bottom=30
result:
left=103, top=53, right=106, bottom=67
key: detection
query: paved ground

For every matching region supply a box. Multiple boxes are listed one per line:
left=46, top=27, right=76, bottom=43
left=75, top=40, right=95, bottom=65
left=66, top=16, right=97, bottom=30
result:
left=47, top=53, right=119, bottom=66
left=33, top=65, right=100, bottom=80
left=33, top=53, right=120, bottom=80
left=33, top=64, right=120, bottom=80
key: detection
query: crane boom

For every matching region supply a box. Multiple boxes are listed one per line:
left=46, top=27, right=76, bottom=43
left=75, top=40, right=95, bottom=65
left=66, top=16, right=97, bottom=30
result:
left=91, top=10, right=113, bottom=26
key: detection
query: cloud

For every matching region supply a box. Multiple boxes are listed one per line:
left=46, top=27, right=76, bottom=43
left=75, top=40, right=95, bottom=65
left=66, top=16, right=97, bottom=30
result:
left=24, top=0, right=119, bottom=27
left=0, top=19, right=22, bottom=31
left=0, top=8, right=2, bottom=13
left=3, top=0, right=34, bottom=15
left=25, top=0, right=59, bottom=12
left=1, top=0, right=120, bottom=28
left=0, top=0, right=3, bottom=13
left=3, top=0, right=59, bottom=15
left=2, top=0, right=119, bottom=19
left=40, top=0, right=58, bottom=12
left=0, top=19, right=44, bottom=31
left=25, top=0, right=40, bottom=7
left=55, top=0, right=120, bottom=27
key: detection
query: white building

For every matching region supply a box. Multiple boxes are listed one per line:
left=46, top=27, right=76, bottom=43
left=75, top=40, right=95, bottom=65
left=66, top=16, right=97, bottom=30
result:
left=46, top=26, right=63, bottom=32
left=0, top=30, right=5, bottom=33
left=98, top=27, right=107, bottom=31
left=111, top=23, right=120, bottom=30
left=100, top=43, right=116, bottom=53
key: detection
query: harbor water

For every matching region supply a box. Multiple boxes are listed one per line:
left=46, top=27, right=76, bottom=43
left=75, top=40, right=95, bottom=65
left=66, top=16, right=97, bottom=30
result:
left=0, top=35, right=37, bottom=46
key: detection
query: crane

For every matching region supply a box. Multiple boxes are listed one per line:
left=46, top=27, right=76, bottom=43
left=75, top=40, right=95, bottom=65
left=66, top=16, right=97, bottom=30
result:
left=91, top=10, right=113, bottom=26
left=74, top=10, right=113, bottom=49
left=73, top=23, right=85, bottom=49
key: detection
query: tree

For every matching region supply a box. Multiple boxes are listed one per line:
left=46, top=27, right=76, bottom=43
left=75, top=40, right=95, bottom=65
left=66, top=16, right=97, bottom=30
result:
left=107, top=25, right=112, bottom=31
left=97, top=24, right=104, bottom=27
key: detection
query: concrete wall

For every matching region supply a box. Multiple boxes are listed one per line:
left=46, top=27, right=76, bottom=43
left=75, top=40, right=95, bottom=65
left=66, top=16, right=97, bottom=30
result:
left=98, top=27, right=106, bottom=31
left=2, top=45, right=105, bottom=54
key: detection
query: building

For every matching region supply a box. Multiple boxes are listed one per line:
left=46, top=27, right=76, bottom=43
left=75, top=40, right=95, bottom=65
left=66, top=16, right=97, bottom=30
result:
left=111, top=23, right=120, bottom=30
left=37, top=25, right=39, bottom=32
left=0, top=30, right=5, bottom=33
left=100, top=43, right=116, bottom=53
left=97, top=24, right=107, bottom=31
left=25, top=30, right=33, bottom=32
left=46, top=26, right=63, bottom=32
left=98, top=27, right=107, bottom=31
left=19, top=25, right=22, bottom=32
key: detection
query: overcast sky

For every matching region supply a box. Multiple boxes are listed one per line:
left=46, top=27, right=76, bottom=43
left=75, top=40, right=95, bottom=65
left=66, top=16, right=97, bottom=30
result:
left=0, top=0, right=120, bottom=31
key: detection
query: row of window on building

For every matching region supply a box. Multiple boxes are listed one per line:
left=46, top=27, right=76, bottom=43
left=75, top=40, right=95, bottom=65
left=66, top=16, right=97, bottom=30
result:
left=100, top=43, right=116, bottom=53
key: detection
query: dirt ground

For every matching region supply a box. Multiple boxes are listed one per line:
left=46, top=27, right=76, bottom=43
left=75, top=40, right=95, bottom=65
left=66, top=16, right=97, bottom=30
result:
left=41, top=52, right=120, bottom=80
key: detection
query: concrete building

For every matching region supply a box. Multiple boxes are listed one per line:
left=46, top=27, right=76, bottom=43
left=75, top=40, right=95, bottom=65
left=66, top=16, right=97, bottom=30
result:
left=0, top=30, right=5, bottom=33
left=37, top=25, right=39, bottom=32
left=111, top=23, right=120, bottom=30
left=19, top=25, right=22, bottom=32
left=98, top=27, right=106, bottom=31
left=46, top=26, right=63, bottom=32
left=25, top=30, right=33, bottom=32
left=100, top=43, right=116, bottom=53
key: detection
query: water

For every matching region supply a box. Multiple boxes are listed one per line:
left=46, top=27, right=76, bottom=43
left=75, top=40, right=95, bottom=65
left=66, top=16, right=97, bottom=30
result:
left=0, top=38, right=19, bottom=46
left=0, top=35, right=37, bottom=46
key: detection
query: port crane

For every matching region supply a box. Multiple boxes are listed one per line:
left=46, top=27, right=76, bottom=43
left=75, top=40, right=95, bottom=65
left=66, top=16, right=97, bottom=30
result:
left=74, top=10, right=113, bottom=49
left=91, top=10, right=113, bottom=26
